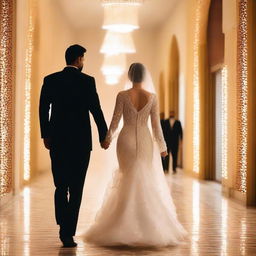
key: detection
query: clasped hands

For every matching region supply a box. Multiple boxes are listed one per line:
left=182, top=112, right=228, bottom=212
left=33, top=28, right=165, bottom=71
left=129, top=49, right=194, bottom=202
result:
left=101, top=139, right=110, bottom=150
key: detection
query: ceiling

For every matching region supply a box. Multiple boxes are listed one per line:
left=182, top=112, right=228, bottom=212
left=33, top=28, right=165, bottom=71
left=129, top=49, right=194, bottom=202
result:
left=55, top=0, right=179, bottom=30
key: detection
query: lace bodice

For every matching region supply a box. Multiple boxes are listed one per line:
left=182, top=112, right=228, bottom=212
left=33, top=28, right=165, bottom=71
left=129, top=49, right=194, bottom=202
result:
left=106, top=91, right=167, bottom=152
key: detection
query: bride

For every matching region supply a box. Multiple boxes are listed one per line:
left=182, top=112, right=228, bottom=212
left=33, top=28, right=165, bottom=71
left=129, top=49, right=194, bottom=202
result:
left=83, top=63, right=187, bottom=247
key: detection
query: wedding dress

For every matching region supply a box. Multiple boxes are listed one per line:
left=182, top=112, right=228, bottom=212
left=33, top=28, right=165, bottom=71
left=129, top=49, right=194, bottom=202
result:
left=83, top=90, right=187, bottom=247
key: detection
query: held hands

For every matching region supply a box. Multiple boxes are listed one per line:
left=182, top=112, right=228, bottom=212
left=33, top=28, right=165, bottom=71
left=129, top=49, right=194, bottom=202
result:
left=43, top=138, right=51, bottom=150
left=101, top=139, right=110, bottom=150
left=161, top=151, right=168, bottom=158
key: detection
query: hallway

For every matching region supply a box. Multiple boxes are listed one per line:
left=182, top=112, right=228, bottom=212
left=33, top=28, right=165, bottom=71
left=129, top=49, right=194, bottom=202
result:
left=1, top=169, right=256, bottom=256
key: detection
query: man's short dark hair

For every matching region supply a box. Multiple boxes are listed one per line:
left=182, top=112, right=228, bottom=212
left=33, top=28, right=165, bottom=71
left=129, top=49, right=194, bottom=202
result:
left=65, top=44, right=86, bottom=65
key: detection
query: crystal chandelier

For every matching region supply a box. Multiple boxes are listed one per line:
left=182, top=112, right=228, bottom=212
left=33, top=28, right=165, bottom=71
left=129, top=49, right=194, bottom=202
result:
left=101, top=54, right=126, bottom=85
left=100, top=31, right=136, bottom=55
left=101, top=54, right=126, bottom=76
left=102, top=4, right=140, bottom=33
left=100, top=0, right=143, bottom=85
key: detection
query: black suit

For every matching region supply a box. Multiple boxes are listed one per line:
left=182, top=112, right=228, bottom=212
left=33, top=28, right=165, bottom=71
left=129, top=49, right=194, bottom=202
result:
left=39, top=67, right=108, bottom=237
left=160, top=119, right=168, bottom=171
left=164, top=119, right=182, bottom=172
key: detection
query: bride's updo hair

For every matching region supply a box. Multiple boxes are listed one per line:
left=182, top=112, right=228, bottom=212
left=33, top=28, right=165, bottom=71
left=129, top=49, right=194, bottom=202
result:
left=128, top=63, right=145, bottom=83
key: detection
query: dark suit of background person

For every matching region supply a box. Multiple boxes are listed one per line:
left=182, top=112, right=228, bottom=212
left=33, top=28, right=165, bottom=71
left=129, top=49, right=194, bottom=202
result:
left=164, top=111, right=183, bottom=173
left=39, top=45, right=108, bottom=247
left=160, top=112, right=168, bottom=172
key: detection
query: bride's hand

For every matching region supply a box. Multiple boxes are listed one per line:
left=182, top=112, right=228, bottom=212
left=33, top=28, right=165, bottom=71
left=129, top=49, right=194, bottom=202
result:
left=101, top=140, right=110, bottom=150
left=161, top=151, right=168, bottom=158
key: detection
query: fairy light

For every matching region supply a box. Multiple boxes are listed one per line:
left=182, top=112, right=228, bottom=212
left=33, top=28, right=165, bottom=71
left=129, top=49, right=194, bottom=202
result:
left=236, top=0, right=248, bottom=193
left=23, top=12, right=34, bottom=181
left=192, top=2, right=201, bottom=173
left=221, top=66, right=228, bottom=179
left=0, top=0, right=13, bottom=196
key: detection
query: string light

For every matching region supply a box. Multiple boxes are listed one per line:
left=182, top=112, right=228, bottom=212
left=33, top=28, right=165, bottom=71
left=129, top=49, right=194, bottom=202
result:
left=24, top=10, right=34, bottom=181
left=0, top=0, right=13, bottom=196
left=192, top=1, right=201, bottom=173
left=236, top=0, right=248, bottom=193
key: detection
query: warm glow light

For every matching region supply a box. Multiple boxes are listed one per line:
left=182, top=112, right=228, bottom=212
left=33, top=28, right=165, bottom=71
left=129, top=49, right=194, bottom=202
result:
left=101, top=54, right=126, bottom=85
left=102, top=4, right=140, bottom=33
left=192, top=3, right=200, bottom=173
left=0, top=0, right=13, bottom=196
left=101, top=53, right=126, bottom=76
left=24, top=12, right=34, bottom=181
left=236, top=0, right=248, bottom=193
left=101, top=31, right=136, bottom=55
left=221, top=66, right=228, bottom=179
left=105, top=75, right=120, bottom=85
left=192, top=181, right=200, bottom=255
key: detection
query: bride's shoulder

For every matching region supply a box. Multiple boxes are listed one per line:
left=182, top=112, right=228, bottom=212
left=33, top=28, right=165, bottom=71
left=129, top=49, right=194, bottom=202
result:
left=117, top=90, right=127, bottom=96
left=116, top=90, right=127, bottom=100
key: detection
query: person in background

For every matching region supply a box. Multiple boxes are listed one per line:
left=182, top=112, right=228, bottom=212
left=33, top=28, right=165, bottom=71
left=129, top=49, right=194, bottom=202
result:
left=164, top=110, right=183, bottom=173
left=160, top=112, right=168, bottom=172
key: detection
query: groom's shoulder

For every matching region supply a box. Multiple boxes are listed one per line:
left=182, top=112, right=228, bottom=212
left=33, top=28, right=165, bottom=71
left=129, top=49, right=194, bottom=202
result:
left=79, top=72, right=94, bottom=81
left=44, top=71, right=62, bottom=81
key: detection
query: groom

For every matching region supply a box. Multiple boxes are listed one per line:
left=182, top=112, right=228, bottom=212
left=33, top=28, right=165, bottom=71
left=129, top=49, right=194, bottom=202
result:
left=39, top=44, right=108, bottom=247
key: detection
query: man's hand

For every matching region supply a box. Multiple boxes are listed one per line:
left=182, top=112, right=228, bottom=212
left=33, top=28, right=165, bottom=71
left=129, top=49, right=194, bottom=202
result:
left=161, top=151, right=168, bottom=158
left=43, top=138, right=51, bottom=150
left=101, top=140, right=110, bottom=150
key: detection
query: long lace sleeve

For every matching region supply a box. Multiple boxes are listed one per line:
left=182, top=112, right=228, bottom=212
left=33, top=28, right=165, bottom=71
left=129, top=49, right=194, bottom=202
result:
left=150, top=95, right=167, bottom=152
left=106, top=92, right=123, bottom=143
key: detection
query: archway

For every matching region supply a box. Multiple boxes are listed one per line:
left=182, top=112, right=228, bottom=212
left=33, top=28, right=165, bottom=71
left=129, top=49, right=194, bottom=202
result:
left=205, top=0, right=224, bottom=181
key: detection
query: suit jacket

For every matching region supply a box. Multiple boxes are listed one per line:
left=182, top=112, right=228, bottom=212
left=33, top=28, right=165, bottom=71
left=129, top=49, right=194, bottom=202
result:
left=164, top=119, right=183, bottom=152
left=39, top=67, right=108, bottom=151
left=160, top=119, right=167, bottom=142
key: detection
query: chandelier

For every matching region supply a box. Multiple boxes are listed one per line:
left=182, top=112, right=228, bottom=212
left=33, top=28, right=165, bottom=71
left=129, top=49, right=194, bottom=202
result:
left=100, top=31, right=136, bottom=55
left=102, top=3, right=141, bottom=33
left=101, top=54, right=126, bottom=76
left=100, top=0, right=143, bottom=85
left=101, top=54, right=126, bottom=85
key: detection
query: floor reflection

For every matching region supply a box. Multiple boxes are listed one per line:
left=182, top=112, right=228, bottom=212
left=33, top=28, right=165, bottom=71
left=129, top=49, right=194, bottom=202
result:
left=1, top=170, right=256, bottom=256
left=191, top=180, right=200, bottom=256
left=221, top=198, right=228, bottom=256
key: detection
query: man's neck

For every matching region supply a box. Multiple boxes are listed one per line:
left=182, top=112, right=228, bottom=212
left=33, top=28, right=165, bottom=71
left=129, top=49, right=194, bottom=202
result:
left=66, top=65, right=79, bottom=69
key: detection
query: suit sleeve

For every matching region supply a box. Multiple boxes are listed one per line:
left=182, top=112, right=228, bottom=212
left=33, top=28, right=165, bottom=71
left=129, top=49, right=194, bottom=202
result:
left=39, top=78, right=51, bottom=138
left=179, top=121, right=183, bottom=140
left=88, top=77, right=108, bottom=142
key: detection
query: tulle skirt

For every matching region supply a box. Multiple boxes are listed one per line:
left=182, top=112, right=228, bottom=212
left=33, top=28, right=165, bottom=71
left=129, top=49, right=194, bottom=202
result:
left=83, top=126, right=187, bottom=247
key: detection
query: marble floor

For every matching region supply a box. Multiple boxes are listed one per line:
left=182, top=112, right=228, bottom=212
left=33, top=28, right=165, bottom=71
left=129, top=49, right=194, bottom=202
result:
left=1, top=168, right=256, bottom=256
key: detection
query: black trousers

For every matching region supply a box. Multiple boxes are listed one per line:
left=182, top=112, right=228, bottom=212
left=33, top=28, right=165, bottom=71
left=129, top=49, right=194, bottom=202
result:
left=164, top=147, right=178, bottom=172
left=50, top=146, right=91, bottom=237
